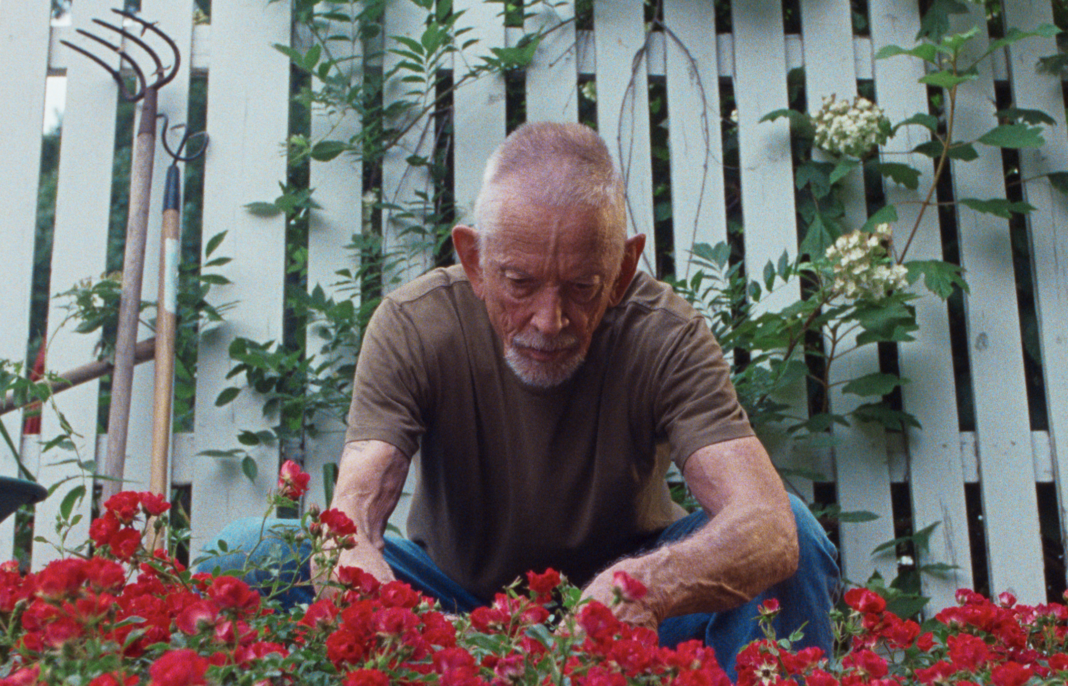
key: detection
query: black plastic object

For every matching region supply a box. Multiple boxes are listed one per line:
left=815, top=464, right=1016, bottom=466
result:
left=0, top=477, right=47, bottom=524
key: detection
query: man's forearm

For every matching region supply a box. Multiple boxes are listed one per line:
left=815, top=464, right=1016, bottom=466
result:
left=623, top=496, right=797, bottom=620
left=315, top=440, right=410, bottom=586
left=582, top=437, right=799, bottom=627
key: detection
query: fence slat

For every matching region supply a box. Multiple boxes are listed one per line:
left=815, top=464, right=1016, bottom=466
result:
left=1001, top=0, right=1068, bottom=593
left=304, top=22, right=363, bottom=518
left=662, top=0, right=727, bottom=273
left=380, top=1, right=436, bottom=289
left=525, top=1, right=578, bottom=123
left=593, top=0, right=655, bottom=270
left=730, top=0, right=814, bottom=504
left=801, top=0, right=898, bottom=585
left=946, top=7, right=1045, bottom=601
left=452, top=0, right=506, bottom=224
left=867, top=0, right=975, bottom=610
left=33, top=0, right=121, bottom=568
left=0, top=0, right=51, bottom=561
left=191, top=0, right=292, bottom=554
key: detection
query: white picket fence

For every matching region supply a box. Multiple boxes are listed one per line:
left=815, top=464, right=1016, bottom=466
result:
left=2, top=0, right=1068, bottom=615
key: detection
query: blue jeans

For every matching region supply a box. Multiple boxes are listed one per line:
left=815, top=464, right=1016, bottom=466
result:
left=196, top=494, right=838, bottom=679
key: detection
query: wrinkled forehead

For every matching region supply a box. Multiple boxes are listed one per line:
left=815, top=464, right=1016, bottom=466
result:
left=484, top=197, right=623, bottom=261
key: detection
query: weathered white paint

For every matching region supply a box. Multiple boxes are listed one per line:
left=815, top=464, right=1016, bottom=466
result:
left=525, top=1, right=578, bottom=123
left=946, top=6, right=1045, bottom=601
left=33, top=0, right=123, bottom=568
left=191, top=0, right=292, bottom=554
left=803, top=0, right=898, bottom=587
left=0, top=0, right=52, bottom=560
left=302, top=17, right=364, bottom=518
left=868, top=0, right=975, bottom=610
left=663, top=0, right=727, bottom=275
left=593, top=0, right=656, bottom=270
left=380, top=0, right=437, bottom=289
left=452, top=0, right=507, bottom=225
left=1002, top=0, right=1068, bottom=593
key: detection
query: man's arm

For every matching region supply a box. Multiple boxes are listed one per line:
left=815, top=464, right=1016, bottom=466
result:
left=580, top=436, right=798, bottom=629
left=311, top=439, right=410, bottom=589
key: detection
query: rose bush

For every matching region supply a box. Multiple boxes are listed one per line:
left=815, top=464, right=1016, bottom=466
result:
left=4, top=461, right=1068, bottom=685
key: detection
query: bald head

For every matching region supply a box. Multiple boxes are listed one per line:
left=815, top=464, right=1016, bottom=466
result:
left=473, top=122, right=627, bottom=258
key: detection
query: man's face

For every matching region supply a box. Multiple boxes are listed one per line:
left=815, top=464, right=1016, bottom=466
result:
left=472, top=202, right=625, bottom=388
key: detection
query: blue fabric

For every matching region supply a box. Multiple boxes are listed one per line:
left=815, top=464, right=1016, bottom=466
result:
left=196, top=493, right=838, bottom=678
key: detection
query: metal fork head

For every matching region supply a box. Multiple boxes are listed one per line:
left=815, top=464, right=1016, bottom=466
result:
left=59, top=9, right=180, bottom=102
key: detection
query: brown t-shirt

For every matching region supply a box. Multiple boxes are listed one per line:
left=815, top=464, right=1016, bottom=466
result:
left=346, top=265, right=753, bottom=599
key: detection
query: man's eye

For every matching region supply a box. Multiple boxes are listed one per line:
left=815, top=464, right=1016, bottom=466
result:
left=505, top=277, right=535, bottom=294
left=568, top=283, right=599, bottom=302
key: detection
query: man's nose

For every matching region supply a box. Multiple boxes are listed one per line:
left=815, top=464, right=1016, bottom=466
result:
left=530, top=288, right=567, bottom=336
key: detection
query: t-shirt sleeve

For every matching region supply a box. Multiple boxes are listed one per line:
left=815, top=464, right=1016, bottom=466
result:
left=652, top=316, right=754, bottom=472
left=344, top=298, right=428, bottom=458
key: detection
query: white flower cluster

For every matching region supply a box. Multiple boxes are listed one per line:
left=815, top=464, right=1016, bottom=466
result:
left=825, top=223, right=908, bottom=300
left=813, top=95, right=890, bottom=158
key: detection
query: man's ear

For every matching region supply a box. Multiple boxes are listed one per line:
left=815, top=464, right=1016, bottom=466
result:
left=452, top=225, right=485, bottom=299
left=608, top=234, right=646, bottom=307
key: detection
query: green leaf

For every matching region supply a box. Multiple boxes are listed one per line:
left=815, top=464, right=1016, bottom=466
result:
left=895, top=113, right=940, bottom=133
left=244, top=202, right=283, bottom=217
left=842, top=372, right=908, bottom=397
left=916, top=0, right=968, bottom=42
left=1045, top=172, right=1068, bottom=195
left=205, top=231, right=228, bottom=258
left=852, top=403, right=922, bottom=431
left=272, top=43, right=305, bottom=64
left=59, top=485, right=85, bottom=520
left=237, top=431, right=261, bottom=447
left=323, top=462, right=339, bottom=506
left=996, top=106, right=1057, bottom=127
left=242, top=456, right=258, bottom=483
left=977, top=124, right=1044, bottom=149
left=905, top=259, right=968, bottom=299
left=958, top=197, right=1036, bottom=219
left=795, top=160, right=835, bottom=198
left=310, top=140, right=349, bottom=162
left=918, top=70, right=976, bottom=89
left=912, top=140, right=979, bottom=161
left=875, top=162, right=922, bottom=190
left=875, top=43, right=939, bottom=62
left=215, top=387, right=241, bottom=407
left=984, top=24, right=1061, bottom=59
left=830, top=159, right=859, bottom=186
left=860, top=205, right=899, bottom=233
left=199, top=449, right=244, bottom=458
left=837, top=509, right=881, bottom=523
left=800, top=213, right=836, bottom=258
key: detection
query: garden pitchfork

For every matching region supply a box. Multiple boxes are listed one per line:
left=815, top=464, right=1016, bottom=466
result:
left=62, top=10, right=180, bottom=502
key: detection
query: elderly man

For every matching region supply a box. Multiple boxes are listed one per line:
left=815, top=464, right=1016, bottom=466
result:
left=204, top=122, right=838, bottom=670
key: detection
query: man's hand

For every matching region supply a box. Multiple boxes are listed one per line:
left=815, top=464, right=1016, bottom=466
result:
left=580, top=564, right=661, bottom=631
left=312, top=440, right=410, bottom=597
left=579, top=436, right=797, bottom=627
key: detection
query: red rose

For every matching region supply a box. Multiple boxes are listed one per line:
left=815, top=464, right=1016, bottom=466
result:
left=318, top=509, right=357, bottom=537
left=149, top=649, right=208, bottom=686
left=90, top=512, right=121, bottom=548
left=843, top=587, right=886, bottom=614
left=139, top=492, right=171, bottom=517
left=278, top=459, right=311, bottom=500
left=991, top=662, right=1033, bottom=686
left=109, top=528, right=143, bottom=561
left=526, top=568, right=561, bottom=602
left=208, top=576, right=260, bottom=612
left=105, top=492, right=143, bottom=525
left=379, top=580, right=420, bottom=608
left=611, top=570, right=647, bottom=602
left=344, top=669, right=391, bottom=686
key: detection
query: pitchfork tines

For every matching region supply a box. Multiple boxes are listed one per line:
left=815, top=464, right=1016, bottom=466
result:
left=60, top=9, right=180, bottom=102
